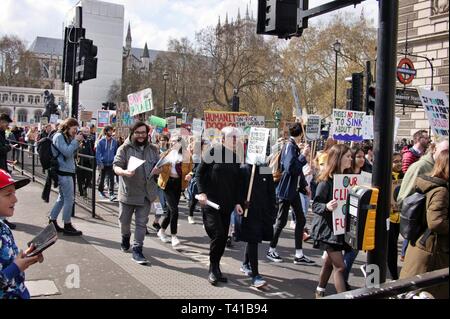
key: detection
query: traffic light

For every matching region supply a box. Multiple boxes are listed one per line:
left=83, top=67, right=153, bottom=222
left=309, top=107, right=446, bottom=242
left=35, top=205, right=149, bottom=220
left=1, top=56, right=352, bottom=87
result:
left=76, top=38, right=98, bottom=82
left=102, top=102, right=116, bottom=110
left=346, top=73, right=364, bottom=111
left=257, top=0, right=298, bottom=37
left=367, top=85, right=375, bottom=113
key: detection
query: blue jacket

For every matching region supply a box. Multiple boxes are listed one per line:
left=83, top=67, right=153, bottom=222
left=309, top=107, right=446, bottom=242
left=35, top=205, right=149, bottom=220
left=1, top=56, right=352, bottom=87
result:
left=96, top=137, right=118, bottom=166
left=0, top=220, right=30, bottom=299
left=276, top=137, right=308, bottom=201
left=52, top=132, right=79, bottom=174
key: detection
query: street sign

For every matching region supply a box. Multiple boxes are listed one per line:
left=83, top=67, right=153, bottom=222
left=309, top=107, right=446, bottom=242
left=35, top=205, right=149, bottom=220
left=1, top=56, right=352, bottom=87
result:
left=397, top=58, right=416, bottom=84
left=395, top=87, right=422, bottom=107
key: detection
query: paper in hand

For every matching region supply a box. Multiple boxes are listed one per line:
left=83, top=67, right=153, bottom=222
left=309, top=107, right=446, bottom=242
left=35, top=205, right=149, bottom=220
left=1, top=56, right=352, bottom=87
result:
left=127, top=156, right=146, bottom=172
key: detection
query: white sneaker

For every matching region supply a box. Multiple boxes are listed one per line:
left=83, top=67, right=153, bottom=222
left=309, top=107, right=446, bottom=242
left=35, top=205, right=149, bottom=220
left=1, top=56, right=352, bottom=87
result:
left=157, top=229, right=171, bottom=243
left=289, top=221, right=296, bottom=229
left=188, top=216, right=195, bottom=224
left=171, top=236, right=180, bottom=247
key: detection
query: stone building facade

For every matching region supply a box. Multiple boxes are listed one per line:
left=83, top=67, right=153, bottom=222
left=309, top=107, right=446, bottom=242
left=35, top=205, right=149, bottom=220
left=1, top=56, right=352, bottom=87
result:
left=396, top=0, right=449, bottom=141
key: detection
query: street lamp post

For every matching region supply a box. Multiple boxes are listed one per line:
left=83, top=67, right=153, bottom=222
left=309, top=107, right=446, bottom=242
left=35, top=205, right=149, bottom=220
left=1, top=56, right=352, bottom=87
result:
left=333, top=40, right=341, bottom=110
left=163, top=71, right=169, bottom=118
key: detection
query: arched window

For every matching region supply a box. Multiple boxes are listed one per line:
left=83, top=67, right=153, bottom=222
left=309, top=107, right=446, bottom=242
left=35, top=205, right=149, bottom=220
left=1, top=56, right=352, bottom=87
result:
left=18, top=95, right=24, bottom=103
left=34, top=110, right=43, bottom=123
left=12, top=94, right=17, bottom=102
left=17, top=109, right=28, bottom=123
left=0, top=108, right=12, bottom=117
left=35, top=96, right=41, bottom=104
left=1, top=94, right=8, bottom=102
left=28, top=95, right=34, bottom=104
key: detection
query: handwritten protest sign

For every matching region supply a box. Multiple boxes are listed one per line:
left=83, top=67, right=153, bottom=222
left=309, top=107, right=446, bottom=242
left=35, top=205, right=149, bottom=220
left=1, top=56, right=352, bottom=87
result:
left=236, top=116, right=265, bottom=129
left=166, top=116, right=177, bottom=131
left=306, top=115, right=321, bottom=141
left=204, top=111, right=249, bottom=130
left=127, top=88, right=153, bottom=116
left=330, top=109, right=366, bottom=142
left=419, top=89, right=449, bottom=137
left=80, top=111, right=93, bottom=122
left=333, top=174, right=361, bottom=235
left=246, top=127, right=270, bottom=165
left=192, top=118, right=204, bottom=136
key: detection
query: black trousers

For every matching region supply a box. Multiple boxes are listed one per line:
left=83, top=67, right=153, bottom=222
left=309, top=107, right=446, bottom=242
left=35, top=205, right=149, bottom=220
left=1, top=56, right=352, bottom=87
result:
left=203, top=205, right=232, bottom=266
left=161, top=177, right=182, bottom=235
left=387, top=222, right=400, bottom=280
left=98, top=166, right=115, bottom=196
left=189, top=197, right=198, bottom=217
left=76, top=167, right=91, bottom=196
left=271, top=193, right=305, bottom=250
left=244, top=242, right=259, bottom=277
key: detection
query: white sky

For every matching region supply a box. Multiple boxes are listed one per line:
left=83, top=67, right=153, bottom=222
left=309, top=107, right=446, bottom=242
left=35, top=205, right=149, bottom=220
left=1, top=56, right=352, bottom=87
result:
left=0, top=0, right=379, bottom=50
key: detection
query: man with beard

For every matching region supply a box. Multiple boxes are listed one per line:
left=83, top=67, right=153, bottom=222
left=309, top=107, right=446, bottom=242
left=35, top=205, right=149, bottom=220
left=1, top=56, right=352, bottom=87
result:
left=113, top=121, right=161, bottom=265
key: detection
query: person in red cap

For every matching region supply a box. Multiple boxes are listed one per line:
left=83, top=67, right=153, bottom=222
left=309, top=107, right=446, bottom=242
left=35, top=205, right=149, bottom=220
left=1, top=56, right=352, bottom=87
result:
left=0, top=169, right=44, bottom=299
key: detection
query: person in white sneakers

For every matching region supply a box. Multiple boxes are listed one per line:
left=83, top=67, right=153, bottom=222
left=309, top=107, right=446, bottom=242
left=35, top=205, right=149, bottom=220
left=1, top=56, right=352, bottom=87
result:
left=157, top=136, right=193, bottom=248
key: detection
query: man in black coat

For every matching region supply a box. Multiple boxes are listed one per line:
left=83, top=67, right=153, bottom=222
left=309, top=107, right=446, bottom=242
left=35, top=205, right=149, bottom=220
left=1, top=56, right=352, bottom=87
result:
left=0, top=113, right=16, bottom=229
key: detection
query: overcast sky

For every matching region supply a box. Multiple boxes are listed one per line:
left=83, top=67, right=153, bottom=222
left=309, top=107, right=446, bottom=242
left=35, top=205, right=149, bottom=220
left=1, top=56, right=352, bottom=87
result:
left=0, top=0, right=379, bottom=50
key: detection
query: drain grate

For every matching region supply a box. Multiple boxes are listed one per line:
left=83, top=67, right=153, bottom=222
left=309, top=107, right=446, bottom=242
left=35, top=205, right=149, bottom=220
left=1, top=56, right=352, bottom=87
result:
left=25, top=280, right=60, bottom=297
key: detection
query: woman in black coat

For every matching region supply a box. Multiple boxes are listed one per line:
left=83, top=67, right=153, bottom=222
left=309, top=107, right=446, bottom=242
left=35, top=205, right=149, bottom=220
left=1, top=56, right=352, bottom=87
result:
left=235, top=163, right=277, bottom=288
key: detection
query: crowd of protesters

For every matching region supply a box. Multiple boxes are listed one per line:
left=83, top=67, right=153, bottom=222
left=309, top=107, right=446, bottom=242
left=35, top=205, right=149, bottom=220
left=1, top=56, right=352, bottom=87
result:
left=1, top=110, right=448, bottom=299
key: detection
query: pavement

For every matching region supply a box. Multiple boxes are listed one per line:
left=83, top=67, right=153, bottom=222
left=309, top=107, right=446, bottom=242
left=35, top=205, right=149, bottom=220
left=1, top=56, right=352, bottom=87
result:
left=8, top=174, right=404, bottom=299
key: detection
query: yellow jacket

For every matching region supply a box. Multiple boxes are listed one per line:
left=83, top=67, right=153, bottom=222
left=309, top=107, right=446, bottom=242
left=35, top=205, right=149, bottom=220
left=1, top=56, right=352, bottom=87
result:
left=157, top=149, right=193, bottom=190
left=390, top=172, right=402, bottom=224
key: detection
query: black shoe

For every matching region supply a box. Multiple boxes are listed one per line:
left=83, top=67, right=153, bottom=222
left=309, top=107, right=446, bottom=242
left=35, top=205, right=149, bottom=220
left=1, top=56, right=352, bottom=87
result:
left=226, top=236, right=233, bottom=248
left=345, top=281, right=353, bottom=291
left=63, top=223, right=83, bottom=236
left=121, top=235, right=131, bottom=252
left=213, top=264, right=228, bottom=283
left=208, top=272, right=218, bottom=286
left=49, top=219, right=64, bottom=232
left=3, top=220, right=16, bottom=230
left=217, top=270, right=228, bottom=283
left=152, top=222, right=161, bottom=231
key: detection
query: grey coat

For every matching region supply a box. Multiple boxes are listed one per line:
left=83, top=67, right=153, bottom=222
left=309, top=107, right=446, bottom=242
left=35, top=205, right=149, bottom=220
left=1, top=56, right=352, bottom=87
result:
left=113, top=138, right=159, bottom=206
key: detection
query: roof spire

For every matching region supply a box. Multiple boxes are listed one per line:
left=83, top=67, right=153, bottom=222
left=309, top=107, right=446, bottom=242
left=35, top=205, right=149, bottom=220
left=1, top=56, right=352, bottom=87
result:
left=126, top=22, right=132, bottom=48
left=142, top=42, right=149, bottom=58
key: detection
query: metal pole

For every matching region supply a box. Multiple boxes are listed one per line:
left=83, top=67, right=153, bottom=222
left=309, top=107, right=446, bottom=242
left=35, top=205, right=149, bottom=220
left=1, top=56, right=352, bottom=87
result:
left=365, top=60, right=372, bottom=114
left=71, top=7, right=82, bottom=120
left=368, top=0, right=398, bottom=284
left=32, top=144, right=35, bottom=182
left=21, top=143, right=24, bottom=175
left=334, top=50, right=338, bottom=110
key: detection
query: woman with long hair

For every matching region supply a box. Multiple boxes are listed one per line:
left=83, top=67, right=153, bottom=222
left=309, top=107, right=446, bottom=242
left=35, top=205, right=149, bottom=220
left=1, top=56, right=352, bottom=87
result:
left=311, top=144, right=353, bottom=298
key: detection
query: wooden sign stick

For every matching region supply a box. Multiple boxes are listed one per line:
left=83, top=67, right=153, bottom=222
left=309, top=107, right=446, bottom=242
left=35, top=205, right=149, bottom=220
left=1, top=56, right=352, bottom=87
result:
left=244, top=164, right=256, bottom=218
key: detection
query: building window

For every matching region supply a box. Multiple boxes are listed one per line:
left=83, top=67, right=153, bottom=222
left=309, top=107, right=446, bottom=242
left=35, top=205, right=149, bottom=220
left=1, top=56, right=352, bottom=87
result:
left=17, top=109, right=27, bottom=123
left=28, top=95, right=34, bottom=104
left=18, top=95, right=24, bottom=103
left=34, top=110, right=43, bottom=123
left=0, top=108, right=12, bottom=117
left=12, top=94, right=17, bottom=102
left=35, top=96, right=40, bottom=104
left=1, top=94, right=7, bottom=102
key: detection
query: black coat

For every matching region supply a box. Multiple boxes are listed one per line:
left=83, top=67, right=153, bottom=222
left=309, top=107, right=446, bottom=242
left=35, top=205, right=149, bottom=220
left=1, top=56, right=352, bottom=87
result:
left=0, top=130, right=12, bottom=172
left=310, top=178, right=345, bottom=246
left=235, top=164, right=277, bottom=243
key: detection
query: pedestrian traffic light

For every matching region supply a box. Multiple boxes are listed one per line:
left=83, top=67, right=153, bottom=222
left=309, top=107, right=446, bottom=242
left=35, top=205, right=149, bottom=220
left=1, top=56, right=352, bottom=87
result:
left=367, top=85, right=375, bottom=113
left=257, top=0, right=298, bottom=38
left=102, top=102, right=116, bottom=110
left=346, top=73, right=364, bottom=111
left=76, top=38, right=98, bottom=82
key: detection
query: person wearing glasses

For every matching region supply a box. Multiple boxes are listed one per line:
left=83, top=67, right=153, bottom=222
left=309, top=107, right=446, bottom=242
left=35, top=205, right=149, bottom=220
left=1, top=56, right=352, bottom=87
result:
left=113, top=121, right=161, bottom=265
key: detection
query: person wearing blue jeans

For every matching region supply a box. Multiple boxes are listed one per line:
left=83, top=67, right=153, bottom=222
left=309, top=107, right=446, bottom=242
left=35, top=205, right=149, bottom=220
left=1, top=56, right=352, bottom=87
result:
left=48, top=118, right=84, bottom=236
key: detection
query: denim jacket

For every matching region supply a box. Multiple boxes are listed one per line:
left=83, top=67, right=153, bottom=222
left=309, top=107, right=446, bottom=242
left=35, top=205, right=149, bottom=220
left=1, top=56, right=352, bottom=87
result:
left=0, top=220, right=30, bottom=299
left=52, top=132, right=79, bottom=174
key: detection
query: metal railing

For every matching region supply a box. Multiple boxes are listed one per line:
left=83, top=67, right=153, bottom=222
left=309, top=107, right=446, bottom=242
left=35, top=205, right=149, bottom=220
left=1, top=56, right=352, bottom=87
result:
left=325, top=268, right=449, bottom=299
left=7, top=139, right=97, bottom=218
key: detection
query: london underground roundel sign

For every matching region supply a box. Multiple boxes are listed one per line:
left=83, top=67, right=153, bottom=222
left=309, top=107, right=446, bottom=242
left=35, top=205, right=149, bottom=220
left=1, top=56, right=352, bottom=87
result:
left=397, top=58, right=416, bottom=85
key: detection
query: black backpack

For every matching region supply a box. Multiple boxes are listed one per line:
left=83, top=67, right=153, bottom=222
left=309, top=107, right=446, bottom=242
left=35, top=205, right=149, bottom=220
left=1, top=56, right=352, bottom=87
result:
left=37, top=134, right=62, bottom=170
left=400, top=190, right=427, bottom=246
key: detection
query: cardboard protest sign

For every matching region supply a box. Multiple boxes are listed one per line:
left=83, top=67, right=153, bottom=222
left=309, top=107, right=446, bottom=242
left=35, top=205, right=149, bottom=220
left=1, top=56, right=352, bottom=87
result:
left=330, top=109, right=366, bottom=142
left=204, top=110, right=248, bottom=130
left=419, top=89, right=449, bottom=137
left=246, top=127, right=270, bottom=165
left=127, top=88, right=153, bottom=116
left=166, top=116, right=177, bottom=131
left=80, top=111, right=93, bottom=122
left=192, top=118, right=204, bottom=136
left=333, top=174, right=361, bottom=235
left=306, top=115, right=321, bottom=141
left=97, top=110, right=110, bottom=134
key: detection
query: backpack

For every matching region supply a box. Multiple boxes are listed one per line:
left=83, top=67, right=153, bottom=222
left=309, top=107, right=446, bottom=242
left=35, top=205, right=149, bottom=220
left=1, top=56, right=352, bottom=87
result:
left=37, top=134, right=61, bottom=170
left=269, top=144, right=286, bottom=182
left=400, top=190, right=427, bottom=246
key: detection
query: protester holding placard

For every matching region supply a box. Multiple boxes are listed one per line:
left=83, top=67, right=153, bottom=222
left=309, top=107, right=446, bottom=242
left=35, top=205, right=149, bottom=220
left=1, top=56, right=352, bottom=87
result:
left=311, top=144, right=353, bottom=298
left=96, top=126, right=119, bottom=201
left=196, top=126, right=244, bottom=286
left=152, top=134, right=170, bottom=230
left=157, top=136, right=193, bottom=248
left=266, top=123, right=314, bottom=265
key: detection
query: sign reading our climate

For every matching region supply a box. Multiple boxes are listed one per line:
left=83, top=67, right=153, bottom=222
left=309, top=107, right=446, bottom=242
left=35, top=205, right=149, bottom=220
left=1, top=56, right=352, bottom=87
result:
left=333, top=174, right=361, bottom=235
left=330, top=109, right=366, bottom=142
left=128, top=88, right=154, bottom=116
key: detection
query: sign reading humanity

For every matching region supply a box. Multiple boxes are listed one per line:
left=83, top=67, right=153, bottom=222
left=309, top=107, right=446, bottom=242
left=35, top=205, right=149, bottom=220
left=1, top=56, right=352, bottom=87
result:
left=306, top=115, right=321, bottom=141
left=246, top=127, right=270, bottom=165
left=127, top=88, right=153, bottom=116
left=330, top=109, right=365, bottom=142
left=333, top=174, right=361, bottom=235
left=204, top=111, right=249, bottom=130
left=419, top=89, right=449, bottom=137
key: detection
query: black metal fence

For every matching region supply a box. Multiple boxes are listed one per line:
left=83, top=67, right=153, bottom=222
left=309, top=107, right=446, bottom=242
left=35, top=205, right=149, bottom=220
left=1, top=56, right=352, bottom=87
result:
left=6, top=139, right=97, bottom=218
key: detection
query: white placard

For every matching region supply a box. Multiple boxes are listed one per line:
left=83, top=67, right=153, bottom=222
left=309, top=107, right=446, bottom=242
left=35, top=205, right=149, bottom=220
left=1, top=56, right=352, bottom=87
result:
left=192, top=118, right=204, bottom=136
left=362, top=115, right=374, bottom=140
left=330, top=109, right=366, bottom=142
left=50, top=114, right=59, bottom=124
left=419, top=89, right=449, bottom=137
left=166, top=116, right=177, bottom=130
left=127, top=88, right=154, bottom=116
left=246, top=127, right=270, bottom=165
left=332, top=174, right=361, bottom=235
left=306, top=115, right=321, bottom=141
left=127, top=156, right=146, bottom=172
